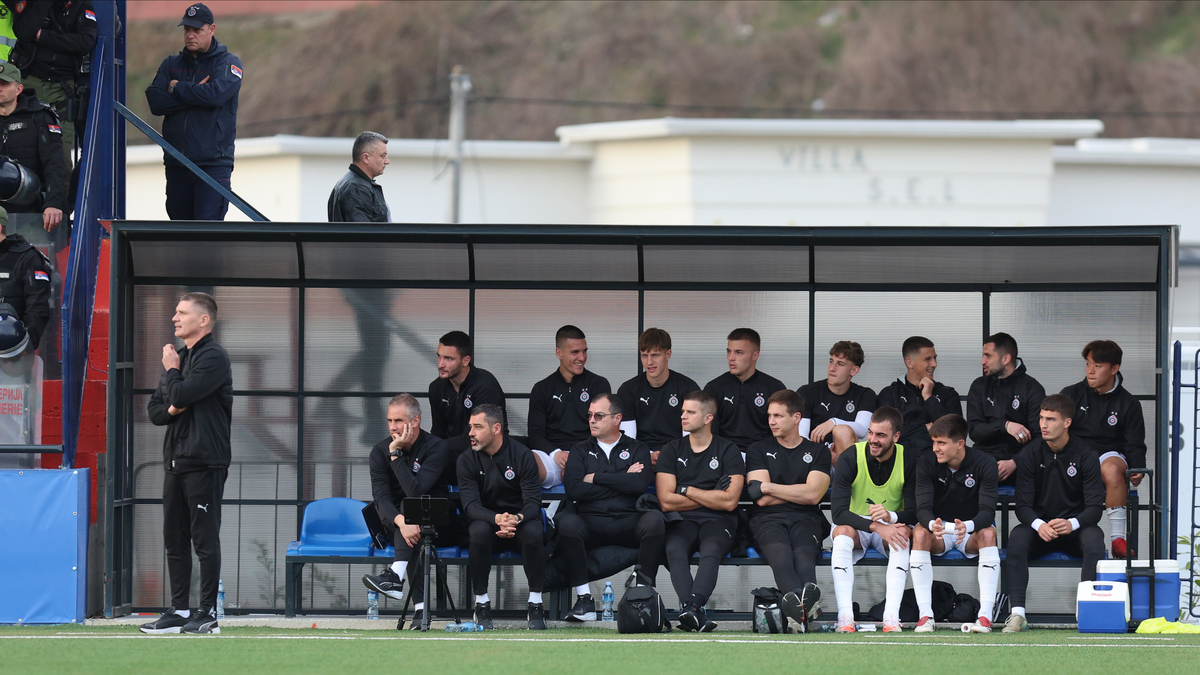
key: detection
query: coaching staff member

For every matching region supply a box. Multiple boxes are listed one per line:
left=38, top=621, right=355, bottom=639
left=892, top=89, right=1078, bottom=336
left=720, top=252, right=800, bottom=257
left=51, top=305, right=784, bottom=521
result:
left=457, top=404, right=547, bottom=631
left=145, top=3, right=242, bottom=221
left=140, top=292, right=233, bottom=635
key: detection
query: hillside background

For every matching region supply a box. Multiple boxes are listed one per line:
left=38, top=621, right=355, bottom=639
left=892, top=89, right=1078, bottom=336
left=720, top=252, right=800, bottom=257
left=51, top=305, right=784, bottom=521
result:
left=124, top=0, right=1200, bottom=142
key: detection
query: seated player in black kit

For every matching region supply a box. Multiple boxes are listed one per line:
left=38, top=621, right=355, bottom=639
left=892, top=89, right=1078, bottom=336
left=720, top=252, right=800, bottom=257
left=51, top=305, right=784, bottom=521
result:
left=429, top=331, right=506, bottom=488
left=617, top=327, right=699, bottom=466
left=528, top=325, right=611, bottom=488
left=558, top=394, right=665, bottom=622
left=1003, top=394, right=1105, bottom=633
left=911, top=414, right=1000, bottom=634
left=456, top=404, right=548, bottom=630
left=745, top=390, right=830, bottom=632
left=361, top=394, right=449, bottom=629
left=967, top=332, right=1046, bottom=484
left=656, top=390, right=746, bottom=632
left=703, top=328, right=787, bottom=451
left=1059, top=340, right=1146, bottom=559
left=799, top=341, right=877, bottom=465
left=878, top=337, right=963, bottom=455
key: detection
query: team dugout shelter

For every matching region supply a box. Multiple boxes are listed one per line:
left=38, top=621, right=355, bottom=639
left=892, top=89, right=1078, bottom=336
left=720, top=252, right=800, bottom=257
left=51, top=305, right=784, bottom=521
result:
left=104, top=222, right=1176, bottom=619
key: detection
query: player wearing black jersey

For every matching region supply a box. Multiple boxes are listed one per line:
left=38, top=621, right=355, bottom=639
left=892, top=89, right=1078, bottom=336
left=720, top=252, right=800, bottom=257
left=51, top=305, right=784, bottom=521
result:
left=798, top=341, right=876, bottom=465
left=829, top=406, right=916, bottom=633
left=528, top=325, right=611, bottom=488
left=878, top=337, right=962, bottom=455
left=617, top=328, right=699, bottom=466
left=456, top=404, right=547, bottom=631
left=703, top=328, right=787, bottom=451
left=657, top=390, right=746, bottom=632
left=1059, top=340, right=1147, bottom=559
left=911, top=414, right=1000, bottom=633
left=428, top=331, right=506, bottom=488
left=967, top=332, right=1046, bottom=485
left=746, top=390, right=830, bottom=632
left=1003, top=395, right=1105, bottom=633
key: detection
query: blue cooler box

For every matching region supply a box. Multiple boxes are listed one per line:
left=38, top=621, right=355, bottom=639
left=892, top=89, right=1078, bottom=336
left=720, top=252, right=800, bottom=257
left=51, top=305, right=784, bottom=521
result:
left=1096, top=560, right=1180, bottom=620
left=1077, top=581, right=1129, bottom=633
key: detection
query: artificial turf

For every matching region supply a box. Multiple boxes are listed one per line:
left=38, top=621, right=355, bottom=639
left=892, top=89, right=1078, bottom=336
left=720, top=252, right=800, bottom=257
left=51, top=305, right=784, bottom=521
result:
left=1, top=625, right=1197, bottom=675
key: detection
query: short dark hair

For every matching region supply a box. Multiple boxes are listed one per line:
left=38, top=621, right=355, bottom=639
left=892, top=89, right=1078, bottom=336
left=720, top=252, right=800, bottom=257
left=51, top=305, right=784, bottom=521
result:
left=985, top=332, right=1019, bottom=359
left=352, top=131, right=388, bottom=161
left=180, top=292, right=218, bottom=322
left=871, top=406, right=903, bottom=434
left=727, top=328, right=761, bottom=349
left=470, top=403, right=505, bottom=429
left=387, top=393, right=421, bottom=418
left=1082, top=340, right=1122, bottom=366
left=831, top=340, right=864, bottom=367
left=439, top=331, right=473, bottom=360
left=902, top=336, right=934, bottom=360
left=767, top=389, right=804, bottom=417
left=1040, top=393, right=1075, bottom=420
left=594, top=392, right=622, bottom=417
left=928, top=414, right=968, bottom=443
left=555, top=324, right=586, bottom=347
left=684, top=390, right=717, bottom=418
left=639, top=327, right=672, bottom=353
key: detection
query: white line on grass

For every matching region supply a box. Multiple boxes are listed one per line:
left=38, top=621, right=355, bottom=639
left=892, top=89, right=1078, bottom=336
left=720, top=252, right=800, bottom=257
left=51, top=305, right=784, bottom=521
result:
left=1, top=635, right=1198, bottom=648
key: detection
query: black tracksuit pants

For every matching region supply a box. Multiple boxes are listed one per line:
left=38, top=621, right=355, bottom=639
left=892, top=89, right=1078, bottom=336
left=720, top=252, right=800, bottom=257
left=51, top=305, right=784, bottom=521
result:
left=467, top=519, right=546, bottom=595
left=1007, top=524, right=1105, bottom=608
left=749, top=512, right=825, bottom=594
left=557, top=510, right=666, bottom=587
left=664, top=516, right=736, bottom=608
left=163, top=468, right=228, bottom=611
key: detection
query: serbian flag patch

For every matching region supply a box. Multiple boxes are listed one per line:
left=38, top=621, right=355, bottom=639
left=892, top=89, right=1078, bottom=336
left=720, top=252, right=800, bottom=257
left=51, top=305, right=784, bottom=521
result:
left=34, top=271, right=49, bottom=282
left=47, top=124, right=61, bottom=134
left=84, top=9, right=96, bottom=21
left=230, top=65, right=242, bottom=79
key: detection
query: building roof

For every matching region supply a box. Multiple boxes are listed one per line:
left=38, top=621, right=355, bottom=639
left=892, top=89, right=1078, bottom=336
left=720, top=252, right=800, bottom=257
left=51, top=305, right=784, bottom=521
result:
left=1054, top=137, right=1200, bottom=167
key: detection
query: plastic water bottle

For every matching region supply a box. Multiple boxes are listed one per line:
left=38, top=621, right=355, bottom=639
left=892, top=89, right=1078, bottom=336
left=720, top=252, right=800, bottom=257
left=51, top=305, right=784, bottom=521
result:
left=602, top=582, right=615, bottom=621
left=216, top=579, right=225, bottom=620
left=367, top=590, right=379, bottom=619
left=445, top=621, right=484, bottom=632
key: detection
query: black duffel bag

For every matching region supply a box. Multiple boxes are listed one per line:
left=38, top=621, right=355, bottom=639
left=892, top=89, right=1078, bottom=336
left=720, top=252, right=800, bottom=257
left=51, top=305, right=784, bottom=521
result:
left=617, top=567, right=671, bottom=634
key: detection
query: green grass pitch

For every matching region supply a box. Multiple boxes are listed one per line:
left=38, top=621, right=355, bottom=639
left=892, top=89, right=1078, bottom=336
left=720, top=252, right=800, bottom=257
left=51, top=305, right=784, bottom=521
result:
left=2, top=625, right=1198, bottom=675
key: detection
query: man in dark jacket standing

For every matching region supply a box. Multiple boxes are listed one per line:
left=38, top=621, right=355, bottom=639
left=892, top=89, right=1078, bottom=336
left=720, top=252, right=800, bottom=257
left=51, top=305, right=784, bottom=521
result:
left=328, top=130, right=390, bottom=222
left=967, top=332, right=1045, bottom=484
left=145, top=3, right=241, bottom=221
left=140, top=292, right=233, bottom=635
left=0, top=62, right=66, bottom=232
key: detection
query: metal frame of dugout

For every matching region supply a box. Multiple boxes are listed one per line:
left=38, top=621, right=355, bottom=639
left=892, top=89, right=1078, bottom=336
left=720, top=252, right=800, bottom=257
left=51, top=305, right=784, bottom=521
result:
left=104, top=222, right=1177, bottom=621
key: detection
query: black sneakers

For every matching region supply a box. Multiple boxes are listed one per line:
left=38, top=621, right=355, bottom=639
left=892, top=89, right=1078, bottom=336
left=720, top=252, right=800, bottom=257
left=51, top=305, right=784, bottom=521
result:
left=181, top=607, right=220, bottom=635
left=405, top=609, right=425, bottom=630
left=362, top=568, right=405, bottom=601
left=138, top=607, right=189, bottom=634
left=564, top=593, right=597, bottom=622
left=527, top=602, right=547, bottom=630
left=473, top=601, right=494, bottom=630
left=782, top=583, right=822, bottom=633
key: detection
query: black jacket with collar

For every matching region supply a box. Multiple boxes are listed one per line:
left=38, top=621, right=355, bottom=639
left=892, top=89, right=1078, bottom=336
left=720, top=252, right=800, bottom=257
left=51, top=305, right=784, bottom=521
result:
left=967, top=358, right=1046, bottom=462
left=0, top=90, right=67, bottom=212
left=1014, top=434, right=1105, bottom=527
left=0, top=233, right=50, bottom=348
left=10, top=0, right=98, bottom=82
left=147, top=333, right=234, bottom=473
left=562, top=434, right=653, bottom=518
left=327, top=163, right=389, bottom=222
left=145, top=38, right=241, bottom=167
left=878, top=376, right=963, bottom=453
left=368, top=430, right=449, bottom=525
left=456, top=435, right=542, bottom=525
left=527, top=367, right=611, bottom=452
left=1060, top=373, right=1147, bottom=470
left=428, top=365, right=506, bottom=486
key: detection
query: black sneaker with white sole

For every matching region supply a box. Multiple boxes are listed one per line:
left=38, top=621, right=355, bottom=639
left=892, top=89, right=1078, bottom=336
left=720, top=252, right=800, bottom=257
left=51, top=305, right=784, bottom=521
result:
left=473, top=601, right=494, bottom=630
left=181, top=608, right=220, bottom=635
left=404, top=609, right=426, bottom=630
left=527, top=602, right=547, bottom=630
left=782, top=583, right=822, bottom=633
left=138, top=607, right=189, bottom=634
left=362, top=568, right=405, bottom=601
left=565, top=593, right=597, bottom=622
left=678, top=604, right=707, bottom=632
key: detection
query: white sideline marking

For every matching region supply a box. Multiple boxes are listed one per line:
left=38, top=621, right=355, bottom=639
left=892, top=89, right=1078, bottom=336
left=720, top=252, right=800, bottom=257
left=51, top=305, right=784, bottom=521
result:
left=1068, top=636, right=1174, bottom=641
left=1, top=634, right=1197, bottom=648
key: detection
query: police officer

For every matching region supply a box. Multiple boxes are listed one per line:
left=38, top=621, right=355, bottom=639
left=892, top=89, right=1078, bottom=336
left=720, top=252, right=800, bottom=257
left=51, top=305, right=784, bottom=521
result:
left=0, top=2, right=17, bottom=62
left=145, top=3, right=241, bottom=221
left=0, top=62, right=66, bottom=234
left=0, top=205, right=50, bottom=354
left=10, top=0, right=98, bottom=185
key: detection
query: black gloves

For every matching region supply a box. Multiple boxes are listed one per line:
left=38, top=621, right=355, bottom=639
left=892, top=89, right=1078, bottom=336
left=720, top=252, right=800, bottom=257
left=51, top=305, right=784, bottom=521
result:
left=747, top=480, right=764, bottom=500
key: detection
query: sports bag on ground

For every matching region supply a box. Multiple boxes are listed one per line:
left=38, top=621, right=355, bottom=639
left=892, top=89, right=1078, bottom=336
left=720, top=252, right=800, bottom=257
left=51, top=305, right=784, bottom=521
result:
left=751, top=587, right=788, bottom=634
left=617, top=567, right=671, bottom=634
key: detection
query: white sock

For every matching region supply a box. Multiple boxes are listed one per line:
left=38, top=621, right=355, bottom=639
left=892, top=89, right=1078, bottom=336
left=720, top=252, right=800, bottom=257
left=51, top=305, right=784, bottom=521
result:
left=174, top=609, right=191, bottom=618
left=910, top=550, right=934, bottom=618
left=475, top=593, right=490, bottom=605
left=1011, top=606, right=1025, bottom=618
left=831, top=535, right=855, bottom=619
left=1107, top=506, right=1126, bottom=540
left=414, top=602, right=425, bottom=611
left=575, top=584, right=591, bottom=597
left=529, top=592, right=543, bottom=604
left=391, top=561, right=408, bottom=578
left=977, top=547, right=1001, bottom=620
left=883, top=543, right=910, bottom=624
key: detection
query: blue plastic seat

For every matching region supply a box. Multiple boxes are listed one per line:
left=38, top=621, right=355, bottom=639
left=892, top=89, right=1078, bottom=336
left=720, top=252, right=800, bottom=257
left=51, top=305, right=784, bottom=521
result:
left=744, top=547, right=762, bottom=559
left=997, top=485, right=1016, bottom=496
left=287, top=497, right=372, bottom=556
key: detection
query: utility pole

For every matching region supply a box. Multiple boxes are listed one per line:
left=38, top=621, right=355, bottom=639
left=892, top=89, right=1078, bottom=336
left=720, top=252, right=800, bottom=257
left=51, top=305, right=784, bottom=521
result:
left=447, top=65, right=471, bottom=224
